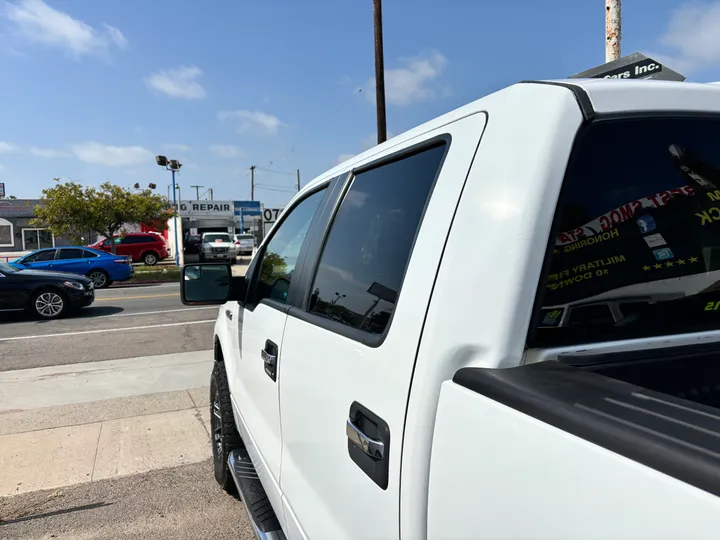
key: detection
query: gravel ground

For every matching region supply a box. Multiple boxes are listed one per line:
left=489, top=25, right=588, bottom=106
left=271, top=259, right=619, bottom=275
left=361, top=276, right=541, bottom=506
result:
left=0, top=460, right=254, bottom=540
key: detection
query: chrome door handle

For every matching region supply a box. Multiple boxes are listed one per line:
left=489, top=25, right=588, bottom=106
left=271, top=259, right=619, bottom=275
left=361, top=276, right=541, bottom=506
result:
left=346, top=418, right=385, bottom=459
left=225, top=309, right=233, bottom=320
left=261, top=349, right=276, bottom=365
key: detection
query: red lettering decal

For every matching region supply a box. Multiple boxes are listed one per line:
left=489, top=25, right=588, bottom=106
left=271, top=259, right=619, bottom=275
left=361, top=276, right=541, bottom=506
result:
left=631, top=200, right=643, bottom=212
left=610, top=209, right=622, bottom=224
left=648, top=194, right=661, bottom=207
left=573, top=227, right=585, bottom=240
left=558, top=232, right=572, bottom=243
left=670, top=188, right=683, bottom=197
left=660, top=191, right=672, bottom=204
left=600, top=215, right=611, bottom=231
left=619, top=204, right=634, bottom=220
left=683, top=185, right=696, bottom=196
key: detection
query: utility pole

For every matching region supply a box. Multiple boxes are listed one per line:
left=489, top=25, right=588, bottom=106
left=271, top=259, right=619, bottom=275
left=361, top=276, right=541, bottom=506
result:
left=605, top=0, right=621, bottom=62
left=250, top=165, right=256, bottom=201
left=373, top=0, right=387, bottom=144
left=190, top=185, right=203, bottom=199
left=296, top=169, right=301, bottom=192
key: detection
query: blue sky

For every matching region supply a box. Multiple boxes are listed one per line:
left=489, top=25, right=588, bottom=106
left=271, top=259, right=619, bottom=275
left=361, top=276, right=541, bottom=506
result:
left=0, top=0, right=718, bottom=208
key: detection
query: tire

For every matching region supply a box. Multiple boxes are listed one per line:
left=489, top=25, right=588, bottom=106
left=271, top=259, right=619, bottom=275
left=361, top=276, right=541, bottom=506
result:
left=143, top=251, right=159, bottom=266
left=210, top=361, right=243, bottom=492
left=30, top=289, right=68, bottom=320
left=87, top=269, right=110, bottom=289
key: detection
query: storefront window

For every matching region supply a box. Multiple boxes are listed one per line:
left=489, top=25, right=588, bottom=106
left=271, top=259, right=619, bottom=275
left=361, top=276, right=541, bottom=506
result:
left=0, top=218, right=12, bottom=247
left=22, top=228, right=54, bottom=251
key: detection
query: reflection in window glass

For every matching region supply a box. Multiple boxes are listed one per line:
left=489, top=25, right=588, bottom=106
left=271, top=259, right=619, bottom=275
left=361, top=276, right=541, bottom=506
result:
left=309, top=143, right=446, bottom=335
left=0, top=224, right=11, bottom=246
left=25, top=250, right=56, bottom=263
left=255, top=188, right=326, bottom=305
left=535, top=116, right=720, bottom=346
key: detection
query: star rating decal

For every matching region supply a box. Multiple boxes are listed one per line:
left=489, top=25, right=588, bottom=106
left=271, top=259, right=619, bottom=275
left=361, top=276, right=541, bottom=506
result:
left=642, top=257, right=699, bottom=271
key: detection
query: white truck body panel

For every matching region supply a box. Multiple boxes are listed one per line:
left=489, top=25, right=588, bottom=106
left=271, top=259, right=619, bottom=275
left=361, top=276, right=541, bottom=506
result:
left=191, top=78, right=720, bottom=539
left=429, top=382, right=720, bottom=539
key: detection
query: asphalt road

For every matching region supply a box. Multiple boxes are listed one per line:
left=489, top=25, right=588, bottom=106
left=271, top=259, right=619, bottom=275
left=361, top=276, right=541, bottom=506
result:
left=0, top=283, right=217, bottom=371
left=0, top=459, right=254, bottom=540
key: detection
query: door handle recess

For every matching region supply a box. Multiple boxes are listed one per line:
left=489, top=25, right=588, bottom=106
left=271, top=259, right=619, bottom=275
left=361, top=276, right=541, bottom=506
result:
left=346, top=418, right=385, bottom=459
left=225, top=309, right=233, bottom=320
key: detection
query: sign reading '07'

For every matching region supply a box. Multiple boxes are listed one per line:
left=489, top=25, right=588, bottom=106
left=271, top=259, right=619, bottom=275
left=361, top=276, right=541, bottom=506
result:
left=263, top=208, right=284, bottom=223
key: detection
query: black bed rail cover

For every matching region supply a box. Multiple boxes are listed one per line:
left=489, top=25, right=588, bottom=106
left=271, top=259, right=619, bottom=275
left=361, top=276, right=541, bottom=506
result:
left=453, top=361, right=720, bottom=498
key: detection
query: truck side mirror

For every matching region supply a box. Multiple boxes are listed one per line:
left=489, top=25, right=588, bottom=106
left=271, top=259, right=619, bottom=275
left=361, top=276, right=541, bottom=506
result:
left=181, top=264, right=232, bottom=305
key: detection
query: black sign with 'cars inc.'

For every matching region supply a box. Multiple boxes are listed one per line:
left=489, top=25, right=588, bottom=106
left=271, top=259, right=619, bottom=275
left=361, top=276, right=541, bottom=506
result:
left=569, top=52, right=686, bottom=82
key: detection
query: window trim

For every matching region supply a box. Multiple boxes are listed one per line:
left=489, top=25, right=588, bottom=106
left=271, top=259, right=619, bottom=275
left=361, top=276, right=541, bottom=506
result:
left=527, top=111, right=720, bottom=349
left=289, top=134, right=453, bottom=348
left=23, top=248, right=57, bottom=263
left=244, top=181, right=336, bottom=314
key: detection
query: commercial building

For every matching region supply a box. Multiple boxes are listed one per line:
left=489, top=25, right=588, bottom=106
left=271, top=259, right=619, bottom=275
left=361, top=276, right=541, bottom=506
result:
left=179, top=200, right=263, bottom=241
left=0, top=199, right=74, bottom=253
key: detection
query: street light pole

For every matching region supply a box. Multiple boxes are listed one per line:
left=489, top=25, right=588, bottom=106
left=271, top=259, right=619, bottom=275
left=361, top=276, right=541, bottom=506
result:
left=156, top=155, right=183, bottom=267
left=171, top=168, right=180, bottom=267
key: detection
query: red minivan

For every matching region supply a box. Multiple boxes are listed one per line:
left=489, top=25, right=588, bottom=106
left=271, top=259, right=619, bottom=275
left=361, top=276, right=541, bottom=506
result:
left=91, top=233, right=169, bottom=266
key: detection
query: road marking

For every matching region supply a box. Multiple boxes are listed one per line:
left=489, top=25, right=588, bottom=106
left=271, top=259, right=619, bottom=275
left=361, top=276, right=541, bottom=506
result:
left=95, top=293, right=177, bottom=302
left=0, top=320, right=215, bottom=342
left=104, top=307, right=216, bottom=318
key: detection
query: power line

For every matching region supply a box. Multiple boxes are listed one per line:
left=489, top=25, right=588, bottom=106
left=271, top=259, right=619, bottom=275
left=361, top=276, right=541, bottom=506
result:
left=255, top=166, right=295, bottom=177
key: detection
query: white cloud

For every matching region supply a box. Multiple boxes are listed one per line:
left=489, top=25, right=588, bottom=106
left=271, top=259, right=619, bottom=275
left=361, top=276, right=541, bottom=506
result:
left=72, top=141, right=153, bottom=167
left=163, top=144, right=191, bottom=152
left=6, top=0, right=127, bottom=56
left=218, top=110, right=284, bottom=134
left=365, top=50, right=448, bottom=107
left=0, top=142, right=20, bottom=153
left=337, top=153, right=355, bottom=164
left=145, top=66, right=206, bottom=100
left=103, top=24, right=127, bottom=49
left=649, top=2, right=720, bottom=75
left=208, top=144, right=243, bottom=158
left=29, top=147, right=69, bottom=158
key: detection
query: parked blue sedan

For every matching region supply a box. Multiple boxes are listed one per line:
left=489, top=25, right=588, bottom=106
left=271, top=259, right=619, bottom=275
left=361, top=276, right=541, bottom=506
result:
left=10, top=246, right=134, bottom=288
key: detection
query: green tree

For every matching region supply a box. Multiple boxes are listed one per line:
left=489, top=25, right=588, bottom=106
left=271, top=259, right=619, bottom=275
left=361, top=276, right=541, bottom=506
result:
left=32, top=179, right=171, bottom=252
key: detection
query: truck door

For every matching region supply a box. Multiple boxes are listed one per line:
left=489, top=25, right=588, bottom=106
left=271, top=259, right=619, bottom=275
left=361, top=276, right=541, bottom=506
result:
left=278, top=115, right=487, bottom=539
left=233, top=184, right=332, bottom=527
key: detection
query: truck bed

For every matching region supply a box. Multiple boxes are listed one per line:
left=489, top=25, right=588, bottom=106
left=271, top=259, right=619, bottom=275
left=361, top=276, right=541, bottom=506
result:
left=453, top=343, right=720, bottom=500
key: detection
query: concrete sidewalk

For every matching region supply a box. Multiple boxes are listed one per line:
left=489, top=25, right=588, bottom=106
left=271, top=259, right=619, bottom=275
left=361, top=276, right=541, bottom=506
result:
left=0, top=351, right=215, bottom=497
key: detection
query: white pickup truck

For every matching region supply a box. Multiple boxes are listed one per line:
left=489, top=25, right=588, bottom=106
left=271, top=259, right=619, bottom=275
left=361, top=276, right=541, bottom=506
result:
left=181, top=78, right=720, bottom=539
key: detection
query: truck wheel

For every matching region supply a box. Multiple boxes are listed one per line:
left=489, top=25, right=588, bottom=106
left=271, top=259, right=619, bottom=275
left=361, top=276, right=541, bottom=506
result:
left=210, top=361, right=243, bottom=493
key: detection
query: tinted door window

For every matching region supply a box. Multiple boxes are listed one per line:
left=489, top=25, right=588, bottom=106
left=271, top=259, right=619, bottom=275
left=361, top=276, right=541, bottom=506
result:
left=308, top=142, right=446, bottom=335
left=83, top=250, right=99, bottom=258
left=24, top=249, right=56, bottom=263
left=57, top=248, right=85, bottom=260
left=535, top=116, right=720, bottom=346
left=254, top=188, right=326, bottom=305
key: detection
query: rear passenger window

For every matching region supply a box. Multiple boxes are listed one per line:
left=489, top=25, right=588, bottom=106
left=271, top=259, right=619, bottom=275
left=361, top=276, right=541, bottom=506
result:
left=534, top=116, right=720, bottom=346
left=308, top=142, right=447, bottom=336
left=57, top=248, right=84, bottom=260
